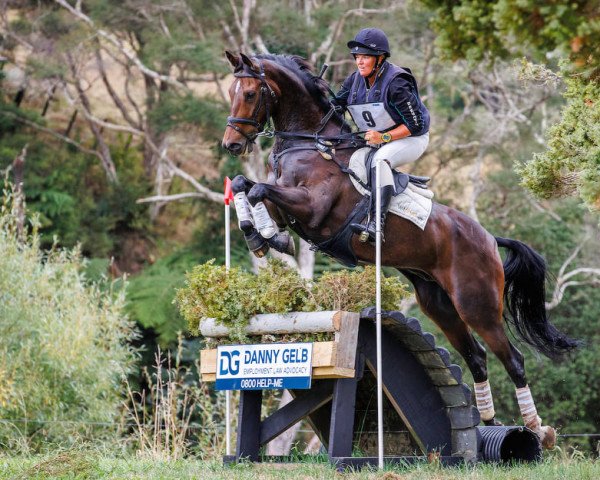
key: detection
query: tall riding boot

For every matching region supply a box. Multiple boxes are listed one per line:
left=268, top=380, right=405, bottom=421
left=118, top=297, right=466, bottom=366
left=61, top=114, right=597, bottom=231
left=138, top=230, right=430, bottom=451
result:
left=352, top=184, right=394, bottom=243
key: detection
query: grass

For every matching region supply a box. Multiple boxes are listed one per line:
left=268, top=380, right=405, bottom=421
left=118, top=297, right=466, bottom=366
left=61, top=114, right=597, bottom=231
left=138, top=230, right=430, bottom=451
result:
left=0, top=452, right=598, bottom=479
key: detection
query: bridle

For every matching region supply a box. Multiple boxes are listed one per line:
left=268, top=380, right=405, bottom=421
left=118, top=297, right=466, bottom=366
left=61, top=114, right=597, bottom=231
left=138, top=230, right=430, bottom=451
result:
left=226, top=61, right=277, bottom=143
left=225, top=56, right=369, bottom=190
left=226, top=58, right=366, bottom=150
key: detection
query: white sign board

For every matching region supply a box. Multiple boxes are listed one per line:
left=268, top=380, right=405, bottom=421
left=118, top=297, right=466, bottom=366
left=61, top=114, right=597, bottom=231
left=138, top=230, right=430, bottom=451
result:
left=215, top=343, right=313, bottom=390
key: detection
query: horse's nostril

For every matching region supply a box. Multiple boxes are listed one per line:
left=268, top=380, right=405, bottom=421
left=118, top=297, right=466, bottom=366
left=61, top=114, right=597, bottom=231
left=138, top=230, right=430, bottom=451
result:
left=226, top=142, right=243, bottom=155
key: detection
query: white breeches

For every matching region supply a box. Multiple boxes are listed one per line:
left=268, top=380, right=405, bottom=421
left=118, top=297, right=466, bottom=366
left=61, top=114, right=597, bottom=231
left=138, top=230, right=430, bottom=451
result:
left=371, top=132, right=429, bottom=189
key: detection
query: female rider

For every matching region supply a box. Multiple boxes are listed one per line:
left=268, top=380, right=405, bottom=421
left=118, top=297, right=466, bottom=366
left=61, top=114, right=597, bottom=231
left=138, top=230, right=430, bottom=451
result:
left=335, top=28, right=430, bottom=242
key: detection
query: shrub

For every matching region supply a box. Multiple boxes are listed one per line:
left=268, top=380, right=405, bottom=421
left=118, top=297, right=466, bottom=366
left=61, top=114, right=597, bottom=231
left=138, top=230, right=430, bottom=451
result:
left=0, top=184, right=138, bottom=452
left=175, top=259, right=410, bottom=342
left=312, top=266, right=409, bottom=312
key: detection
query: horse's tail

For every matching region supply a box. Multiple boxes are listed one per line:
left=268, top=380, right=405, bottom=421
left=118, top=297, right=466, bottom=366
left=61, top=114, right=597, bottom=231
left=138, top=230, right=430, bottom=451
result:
left=495, top=236, right=581, bottom=359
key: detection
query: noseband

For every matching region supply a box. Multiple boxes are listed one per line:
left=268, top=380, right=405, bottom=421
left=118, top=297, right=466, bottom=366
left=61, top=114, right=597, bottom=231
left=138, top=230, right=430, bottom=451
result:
left=227, top=61, right=277, bottom=143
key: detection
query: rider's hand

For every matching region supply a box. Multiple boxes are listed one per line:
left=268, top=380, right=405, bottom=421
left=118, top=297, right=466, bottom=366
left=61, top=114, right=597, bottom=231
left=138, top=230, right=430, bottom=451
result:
left=364, top=130, right=383, bottom=146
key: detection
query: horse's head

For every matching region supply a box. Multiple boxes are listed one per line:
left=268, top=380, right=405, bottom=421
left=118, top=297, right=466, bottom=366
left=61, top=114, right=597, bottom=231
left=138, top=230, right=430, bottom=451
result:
left=222, top=51, right=278, bottom=156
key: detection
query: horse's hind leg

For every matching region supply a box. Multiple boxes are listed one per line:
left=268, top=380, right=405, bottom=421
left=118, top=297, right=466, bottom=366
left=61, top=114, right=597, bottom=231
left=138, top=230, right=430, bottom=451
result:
left=404, top=272, right=501, bottom=426
left=441, top=267, right=556, bottom=447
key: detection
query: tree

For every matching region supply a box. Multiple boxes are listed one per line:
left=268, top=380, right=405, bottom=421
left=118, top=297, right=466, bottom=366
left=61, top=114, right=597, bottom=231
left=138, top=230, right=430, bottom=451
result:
left=422, top=0, right=600, bottom=210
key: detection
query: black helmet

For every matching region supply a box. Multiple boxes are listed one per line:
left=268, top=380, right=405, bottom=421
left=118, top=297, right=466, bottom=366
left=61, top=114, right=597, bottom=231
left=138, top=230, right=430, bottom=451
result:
left=347, top=28, right=390, bottom=57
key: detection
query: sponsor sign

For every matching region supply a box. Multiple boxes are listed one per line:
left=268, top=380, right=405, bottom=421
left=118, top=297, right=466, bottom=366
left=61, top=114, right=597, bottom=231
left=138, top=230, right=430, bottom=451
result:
left=215, top=343, right=313, bottom=391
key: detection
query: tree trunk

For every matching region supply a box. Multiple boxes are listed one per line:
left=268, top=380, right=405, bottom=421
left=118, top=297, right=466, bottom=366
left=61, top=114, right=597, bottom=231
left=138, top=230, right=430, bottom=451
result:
left=12, top=144, right=27, bottom=242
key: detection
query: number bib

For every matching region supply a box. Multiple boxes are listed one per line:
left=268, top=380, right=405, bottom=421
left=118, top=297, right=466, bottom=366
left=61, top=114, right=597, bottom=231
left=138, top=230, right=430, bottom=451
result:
left=346, top=102, right=396, bottom=131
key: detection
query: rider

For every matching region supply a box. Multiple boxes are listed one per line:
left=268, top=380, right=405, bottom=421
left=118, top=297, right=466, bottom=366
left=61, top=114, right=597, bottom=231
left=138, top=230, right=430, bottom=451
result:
left=334, top=28, right=430, bottom=242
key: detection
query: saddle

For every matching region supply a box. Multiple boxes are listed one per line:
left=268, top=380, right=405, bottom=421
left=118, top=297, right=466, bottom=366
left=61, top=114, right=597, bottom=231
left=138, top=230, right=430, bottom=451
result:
left=362, top=148, right=430, bottom=195
left=310, top=149, right=434, bottom=267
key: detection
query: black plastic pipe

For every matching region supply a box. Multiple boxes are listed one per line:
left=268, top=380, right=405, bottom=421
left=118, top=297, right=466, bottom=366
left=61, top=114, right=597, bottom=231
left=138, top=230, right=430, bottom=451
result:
left=477, top=426, right=542, bottom=463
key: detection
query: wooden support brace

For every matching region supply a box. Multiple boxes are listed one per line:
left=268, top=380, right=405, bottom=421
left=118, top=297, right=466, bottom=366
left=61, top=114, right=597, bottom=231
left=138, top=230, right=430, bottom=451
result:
left=260, top=380, right=334, bottom=445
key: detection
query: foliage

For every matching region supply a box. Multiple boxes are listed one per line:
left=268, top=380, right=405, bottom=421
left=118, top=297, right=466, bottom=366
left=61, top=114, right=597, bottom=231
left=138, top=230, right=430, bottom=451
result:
left=517, top=75, right=600, bottom=209
left=254, top=259, right=314, bottom=314
left=124, top=342, right=220, bottom=461
left=422, top=0, right=600, bottom=209
left=176, top=259, right=410, bottom=342
left=0, top=184, right=138, bottom=453
left=0, top=124, right=151, bottom=257
left=147, top=93, right=228, bottom=140
left=176, top=259, right=262, bottom=343
left=125, top=202, right=253, bottom=348
left=312, top=267, right=409, bottom=312
left=423, top=0, right=600, bottom=76
left=125, top=257, right=189, bottom=346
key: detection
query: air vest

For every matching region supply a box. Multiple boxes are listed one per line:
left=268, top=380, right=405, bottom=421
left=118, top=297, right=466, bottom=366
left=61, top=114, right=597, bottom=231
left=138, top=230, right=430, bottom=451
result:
left=347, top=62, right=429, bottom=136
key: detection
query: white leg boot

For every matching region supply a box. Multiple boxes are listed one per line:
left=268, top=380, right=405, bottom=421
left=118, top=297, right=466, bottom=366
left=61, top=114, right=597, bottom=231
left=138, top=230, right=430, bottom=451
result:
left=516, top=385, right=556, bottom=449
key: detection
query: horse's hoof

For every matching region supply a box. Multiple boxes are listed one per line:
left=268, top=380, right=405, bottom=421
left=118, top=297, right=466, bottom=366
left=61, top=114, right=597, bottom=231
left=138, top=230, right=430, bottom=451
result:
left=483, top=418, right=504, bottom=427
left=252, top=248, right=268, bottom=258
left=267, top=231, right=296, bottom=256
left=539, top=425, right=557, bottom=449
left=244, top=230, right=270, bottom=257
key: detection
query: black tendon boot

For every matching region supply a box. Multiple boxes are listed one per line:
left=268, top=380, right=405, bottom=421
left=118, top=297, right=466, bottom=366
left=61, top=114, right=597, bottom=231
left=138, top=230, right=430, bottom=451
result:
left=351, top=184, right=394, bottom=243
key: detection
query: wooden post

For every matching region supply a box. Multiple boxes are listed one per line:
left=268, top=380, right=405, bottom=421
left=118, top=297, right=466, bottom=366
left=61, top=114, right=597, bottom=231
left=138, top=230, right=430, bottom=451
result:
left=327, top=376, right=359, bottom=458
left=236, top=390, right=262, bottom=461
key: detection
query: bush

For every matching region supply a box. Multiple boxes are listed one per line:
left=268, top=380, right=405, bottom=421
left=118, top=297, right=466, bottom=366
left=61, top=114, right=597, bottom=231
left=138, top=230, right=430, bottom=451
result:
left=175, top=259, right=410, bottom=342
left=0, top=185, right=138, bottom=453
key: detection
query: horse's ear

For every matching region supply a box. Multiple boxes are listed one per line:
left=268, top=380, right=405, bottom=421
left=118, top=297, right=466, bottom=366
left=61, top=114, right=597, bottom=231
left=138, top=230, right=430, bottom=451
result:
left=240, top=53, right=259, bottom=73
left=225, top=50, right=242, bottom=71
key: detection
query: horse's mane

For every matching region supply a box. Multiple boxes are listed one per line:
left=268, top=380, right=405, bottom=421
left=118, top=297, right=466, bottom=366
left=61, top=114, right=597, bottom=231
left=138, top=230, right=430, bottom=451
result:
left=256, top=54, right=333, bottom=115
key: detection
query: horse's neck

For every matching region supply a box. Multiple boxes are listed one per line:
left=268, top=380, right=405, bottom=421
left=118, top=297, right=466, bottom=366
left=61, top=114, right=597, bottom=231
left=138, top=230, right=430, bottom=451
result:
left=273, top=101, right=323, bottom=133
left=273, top=105, right=348, bottom=147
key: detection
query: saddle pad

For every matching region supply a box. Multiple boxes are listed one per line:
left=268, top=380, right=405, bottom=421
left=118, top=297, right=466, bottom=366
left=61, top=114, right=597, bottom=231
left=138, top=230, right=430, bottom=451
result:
left=348, top=148, right=433, bottom=230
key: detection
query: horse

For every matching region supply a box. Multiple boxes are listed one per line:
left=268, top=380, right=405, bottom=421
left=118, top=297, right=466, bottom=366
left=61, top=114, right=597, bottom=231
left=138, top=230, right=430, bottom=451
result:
left=221, top=51, right=579, bottom=448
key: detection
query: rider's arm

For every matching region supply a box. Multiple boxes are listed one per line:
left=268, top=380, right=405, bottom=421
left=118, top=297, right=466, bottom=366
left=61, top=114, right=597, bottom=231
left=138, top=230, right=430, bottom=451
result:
left=365, top=76, right=427, bottom=144
left=387, top=76, right=426, bottom=136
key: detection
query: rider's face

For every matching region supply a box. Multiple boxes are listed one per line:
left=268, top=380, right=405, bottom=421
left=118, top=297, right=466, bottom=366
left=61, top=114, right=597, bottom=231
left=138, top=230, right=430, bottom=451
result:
left=355, top=54, right=377, bottom=77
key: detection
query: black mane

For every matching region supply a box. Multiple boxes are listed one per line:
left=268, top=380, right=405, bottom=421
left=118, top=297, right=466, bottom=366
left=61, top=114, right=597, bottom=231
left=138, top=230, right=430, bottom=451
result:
left=256, top=54, right=333, bottom=114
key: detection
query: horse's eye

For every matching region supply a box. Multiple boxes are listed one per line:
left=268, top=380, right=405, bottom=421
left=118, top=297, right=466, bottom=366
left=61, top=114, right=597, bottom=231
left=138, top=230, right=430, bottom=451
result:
left=245, top=91, right=256, bottom=101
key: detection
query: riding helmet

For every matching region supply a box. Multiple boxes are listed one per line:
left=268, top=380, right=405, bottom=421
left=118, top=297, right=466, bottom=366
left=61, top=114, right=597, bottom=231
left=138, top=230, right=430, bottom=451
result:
left=347, top=28, right=391, bottom=57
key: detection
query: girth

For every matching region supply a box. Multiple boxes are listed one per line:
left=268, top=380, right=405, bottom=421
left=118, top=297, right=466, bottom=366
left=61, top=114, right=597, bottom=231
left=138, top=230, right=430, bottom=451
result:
left=312, top=195, right=369, bottom=268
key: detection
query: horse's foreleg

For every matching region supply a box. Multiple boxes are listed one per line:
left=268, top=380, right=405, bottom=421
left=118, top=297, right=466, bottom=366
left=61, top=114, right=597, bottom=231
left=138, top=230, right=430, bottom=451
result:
left=247, top=183, right=330, bottom=228
left=232, top=178, right=298, bottom=256
left=231, top=175, right=270, bottom=258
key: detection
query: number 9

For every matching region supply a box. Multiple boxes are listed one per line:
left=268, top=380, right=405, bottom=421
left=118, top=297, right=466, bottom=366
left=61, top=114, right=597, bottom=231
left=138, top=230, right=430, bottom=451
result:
left=362, top=111, right=376, bottom=128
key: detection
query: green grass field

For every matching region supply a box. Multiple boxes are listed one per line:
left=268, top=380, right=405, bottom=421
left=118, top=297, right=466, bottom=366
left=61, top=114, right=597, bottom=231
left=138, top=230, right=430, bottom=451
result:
left=1, top=452, right=598, bottom=480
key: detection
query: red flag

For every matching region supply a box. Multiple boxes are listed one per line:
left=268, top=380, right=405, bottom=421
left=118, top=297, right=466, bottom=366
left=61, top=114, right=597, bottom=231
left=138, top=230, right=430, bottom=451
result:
left=223, top=176, right=234, bottom=205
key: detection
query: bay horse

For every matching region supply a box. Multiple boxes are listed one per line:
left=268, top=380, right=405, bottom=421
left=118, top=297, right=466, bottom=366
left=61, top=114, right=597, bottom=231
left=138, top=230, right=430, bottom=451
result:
left=221, top=51, right=578, bottom=448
